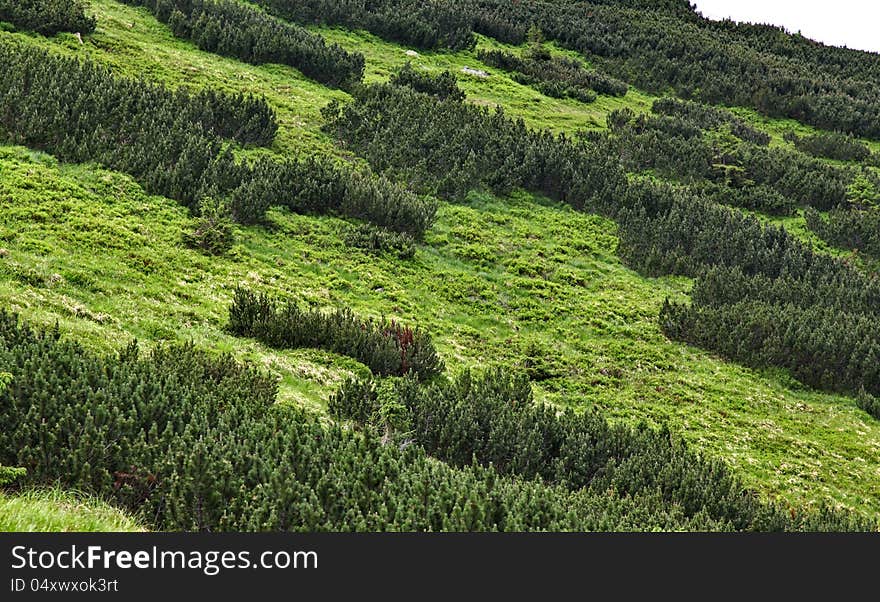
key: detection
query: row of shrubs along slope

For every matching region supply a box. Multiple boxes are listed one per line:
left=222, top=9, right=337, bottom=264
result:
left=118, top=0, right=364, bottom=88
left=0, top=38, right=436, bottom=236
left=227, top=288, right=444, bottom=379
left=0, top=311, right=871, bottom=531
left=0, top=0, right=96, bottom=35
left=477, top=48, right=628, bottom=104
left=0, top=311, right=747, bottom=531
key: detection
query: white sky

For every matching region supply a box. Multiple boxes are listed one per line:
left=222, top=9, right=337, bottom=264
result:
left=691, top=0, right=880, bottom=54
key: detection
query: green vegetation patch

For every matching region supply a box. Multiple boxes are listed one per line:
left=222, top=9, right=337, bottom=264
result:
left=0, top=489, right=145, bottom=532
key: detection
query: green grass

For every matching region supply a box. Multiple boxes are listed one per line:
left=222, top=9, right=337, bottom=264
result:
left=2, top=0, right=880, bottom=522
left=0, top=489, right=145, bottom=532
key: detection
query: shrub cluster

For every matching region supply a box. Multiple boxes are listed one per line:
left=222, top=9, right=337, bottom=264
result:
left=389, top=63, right=465, bottom=102
left=465, top=0, right=880, bottom=139
left=227, top=288, right=444, bottom=379
left=329, top=369, right=872, bottom=531
left=0, top=311, right=754, bottom=532
left=661, top=295, right=880, bottom=401
left=651, top=98, right=770, bottom=146
left=805, top=207, right=880, bottom=260
left=183, top=197, right=236, bottom=255
left=784, top=130, right=872, bottom=163
left=0, top=465, right=25, bottom=487
left=119, top=0, right=364, bottom=88
left=343, top=223, right=416, bottom=259
left=0, top=0, right=95, bottom=35
left=251, top=0, right=475, bottom=51
left=478, top=49, right=628, bottom=102
left=607, top=107, right=852, bottom=212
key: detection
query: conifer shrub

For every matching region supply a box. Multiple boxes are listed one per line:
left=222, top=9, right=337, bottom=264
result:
left=0, top=0, right=95, bottom=35
left=389, top=63, right=465, bottom=102
left=478, top=49, right=627, bottom=100
left=184, top=197, right=236, bottom=255
left=255, top=154, right=438, bottom=237
left=0, top=37, right=276, bottom=209
left=659, top=296, right=880, bottom=401
left=606, top=106, right=851, bottom=211
left=227, top=288, right=443, bottom=379
left=329, top=369, right=873, bottom=531
left=1, top=310, right=765, bottom=532
left=119, top=0, right=365, bottom=89
left=857, top=390, right=880, bottom=420
left=343, top=223, right=416, bottom=259
left=784, top=130, right=872, bottom=162
left=652, top=98, right=770, bottom=146
left=805, top=207, right=880, bottom=260
left=0, top=465, right=25, bottom=487
left=252, top=0, right=476, bottom=51
left=691, top=182, right=796, bottom=216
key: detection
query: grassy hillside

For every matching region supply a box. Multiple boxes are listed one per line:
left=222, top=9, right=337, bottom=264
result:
left=0, top=489, right=144, bottom=532
left=1, top=0, right=879, bottom=522
left=3, top=145, right=880, bottom=515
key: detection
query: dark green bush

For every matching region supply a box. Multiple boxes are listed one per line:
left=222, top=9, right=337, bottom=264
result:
left=478, top=49, right=627, bottom=99
left=785, top=130, right=872, bottom=162
left=184, top=197, right=236, bottom=254
left=252, top=0, right=476, bottom=51
left=0, top=465, right=25, bottom=487
left=343, top=223, right=416, bottom=259
left=659, top=296, right=880, bottom=400
left=119, top=0, right=364, bottom=89
left=329, top=368, right=873, bottom=531
left=1, top=310, right=751, bottom=532
left=607, top=106, right=851, bottom=211
left=0, top=0, right=95, bottom=35
left=857, top=389, right=880, bottom=420
left=227, top=288, right=444, bottom=379
left=805, top=206, right=880, bottom=259
left=390, top=62, right=465, bottom=102
left=652, top=98, right=770, bottom=146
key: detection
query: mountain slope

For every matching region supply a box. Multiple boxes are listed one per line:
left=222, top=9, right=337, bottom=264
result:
left=1, top=0, right=879, bottom=526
